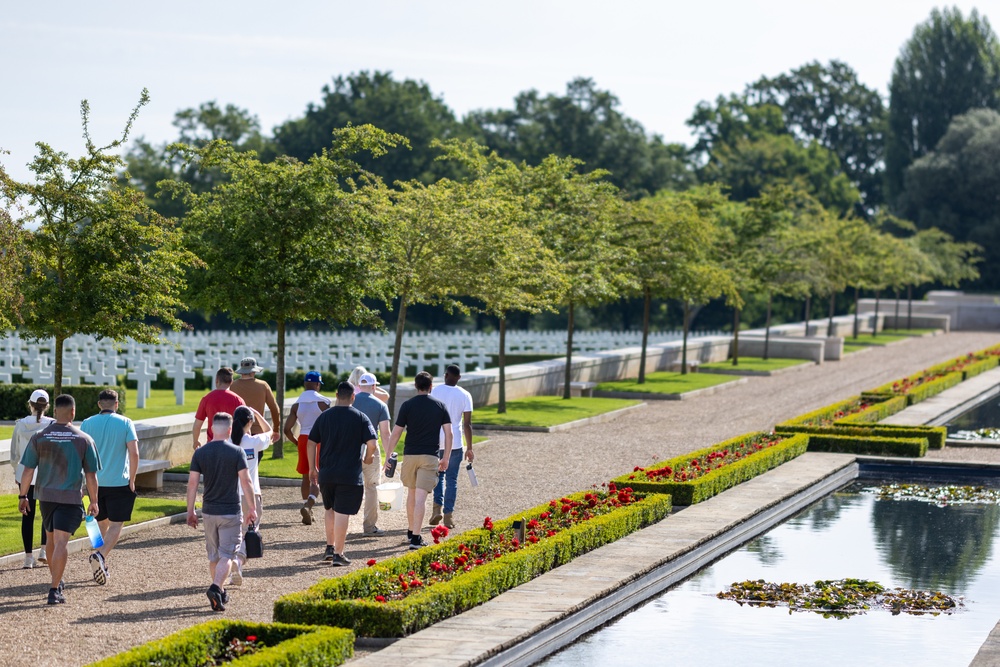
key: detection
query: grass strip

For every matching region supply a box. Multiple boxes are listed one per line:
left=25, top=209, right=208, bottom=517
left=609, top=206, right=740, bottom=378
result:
left=701, top=357, right=810, bottom=372
left=595, top=371, right=737, bottom=395
left=472, top=396, right=639, bottom=427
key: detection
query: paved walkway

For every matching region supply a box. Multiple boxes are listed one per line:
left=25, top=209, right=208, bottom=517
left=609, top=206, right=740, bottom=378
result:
left=1, top=331, right=999, bottom=666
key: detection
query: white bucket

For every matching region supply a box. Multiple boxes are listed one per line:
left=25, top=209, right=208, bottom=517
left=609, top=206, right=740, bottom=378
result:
left=376, top=481, right=404, bottom=511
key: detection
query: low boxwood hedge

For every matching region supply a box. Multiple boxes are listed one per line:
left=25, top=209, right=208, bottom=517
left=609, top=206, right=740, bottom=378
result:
left=925, top=353, right=1000, bottom=381
left=834, top=395, right=909, bottom=425
left=806, top=432, right=928, bottom=457
left=863, top=371, right=963, bottom=406
left=779, top=395, right=903, bottom=428
left=86, top=620, right=353, bottom=667
left=273, top=490, right=671, bottom=637
left=775, top=423, right=946, bottom=450
left=609, top=432, right=809, bottom=505
left=0, top=384, right=126, bottom=421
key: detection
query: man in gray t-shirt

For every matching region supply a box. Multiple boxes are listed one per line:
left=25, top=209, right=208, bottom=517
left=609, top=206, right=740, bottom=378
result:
left=354, top=374, right=390, bottom=535
left=186, top=413, right=257, bottom=612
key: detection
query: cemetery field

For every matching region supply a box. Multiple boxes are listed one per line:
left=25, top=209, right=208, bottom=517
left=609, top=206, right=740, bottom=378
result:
left=701, top=357, right=810, bottom=372
left=472, top=396, right=641, bottom=428
left=124, top=387, right=306, bottom=421
left=0, top=494, right=189, bottom=557
left=595, top=371, right=738, bottom=395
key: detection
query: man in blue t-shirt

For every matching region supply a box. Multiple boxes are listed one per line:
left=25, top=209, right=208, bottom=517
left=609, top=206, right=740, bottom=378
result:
left=80, top=389, right=138, bottom=586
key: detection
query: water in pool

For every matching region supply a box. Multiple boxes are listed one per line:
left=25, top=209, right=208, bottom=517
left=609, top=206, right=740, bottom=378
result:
left=539, top=482, right=1000, bottom=666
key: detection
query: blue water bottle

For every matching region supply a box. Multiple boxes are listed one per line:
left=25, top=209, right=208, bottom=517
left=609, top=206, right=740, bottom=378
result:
left=85, top=515, right=104, bottom=549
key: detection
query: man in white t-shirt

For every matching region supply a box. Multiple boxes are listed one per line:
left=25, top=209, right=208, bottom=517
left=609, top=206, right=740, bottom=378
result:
left=429, top=364, right=474, bottom=529
left=282, top=371, right=330, bottom=525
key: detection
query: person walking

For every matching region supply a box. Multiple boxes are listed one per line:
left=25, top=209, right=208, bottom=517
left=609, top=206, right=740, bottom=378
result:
left=10, top=389, right=54, bottom=569
left=230, top=405, right=271, bottom=586
left=385, top=372, right=452, bottom=550
left=192, top=368, right=246, bottom=448
left=229, top=357, right=281, bottom=444
left=283, top=371, right=330, bottom=525
left=430, top=365, right=474, bottom=529
left=80, top=389, right=138, bottom=586
left=185, top=413, right=258, bottom=612
left=348, top=366, right=390, bottom=402
left=353, top=373, right=390, bottom=536
left=306, top=382, right=377, bottom=565
left=17, top=394, right=101, bottom=605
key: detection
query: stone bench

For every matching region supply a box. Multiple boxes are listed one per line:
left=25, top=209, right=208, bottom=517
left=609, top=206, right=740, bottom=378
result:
left=135, top=459, right=172, bottom=491
left=569, top=381, right=597, bottom=398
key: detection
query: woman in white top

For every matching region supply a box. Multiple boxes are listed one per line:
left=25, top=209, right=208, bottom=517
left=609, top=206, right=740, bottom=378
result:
left=10, top=389, right=54, bottom=569
left=230, top=405, right=271, bottom=585
left=348, top=366, right=390, bottom=402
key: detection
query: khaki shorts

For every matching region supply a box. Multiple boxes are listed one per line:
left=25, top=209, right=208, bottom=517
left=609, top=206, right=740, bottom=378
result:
left=401, top=454, right=439, bottom=492
left=203, top=512, right=243, bottom=562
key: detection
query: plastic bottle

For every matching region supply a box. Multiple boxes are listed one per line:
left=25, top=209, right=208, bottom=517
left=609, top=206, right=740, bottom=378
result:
left=466, top=463, right=479, bottom=487
left=85, top=515, right=104, bottom=549
left=385, top=453, right=398, bottom=478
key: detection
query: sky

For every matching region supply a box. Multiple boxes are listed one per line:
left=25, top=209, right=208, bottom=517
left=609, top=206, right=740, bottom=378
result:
left=1, top=1, right=998, bottom=184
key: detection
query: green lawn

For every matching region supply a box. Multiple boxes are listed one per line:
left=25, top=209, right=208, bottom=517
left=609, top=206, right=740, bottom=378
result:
left=472, top=396, right=640, bottom=428
left=843, top=332, right=915, bottom=346
left=596, top=371, right=738, bottom=395
left=125, top=387, right=305, bottom=421
left=702, top=357, right=810, bottom=372
left=843, top=342, right=870, bottom=354
left=880, top=328, right=938, bottom=336
left=0, top=494, right=189, bottom=557
left=0, top=426, right=12, bottom=440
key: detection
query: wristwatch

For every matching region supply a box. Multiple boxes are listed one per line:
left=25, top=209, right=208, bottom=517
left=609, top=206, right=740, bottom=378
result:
left=18, top=495, right=27, bottom=500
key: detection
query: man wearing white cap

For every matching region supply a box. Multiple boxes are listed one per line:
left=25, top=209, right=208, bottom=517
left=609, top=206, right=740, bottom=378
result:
left=353, top=373, right=390, bottom=536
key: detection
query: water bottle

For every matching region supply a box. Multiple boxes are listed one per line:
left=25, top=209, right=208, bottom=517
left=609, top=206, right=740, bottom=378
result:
left=85, top=515, right=104, bottom=549
left=385, top=453, right=398, bottom=478
left=466, top=463, right=479, bottom=487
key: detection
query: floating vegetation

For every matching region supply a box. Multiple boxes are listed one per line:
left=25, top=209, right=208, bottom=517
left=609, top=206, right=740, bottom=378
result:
left=950, top=428, right=1000, bottom=441
left=864, top=483, right=1000, bottom=506
left=717, top=579, right=962, bottom=618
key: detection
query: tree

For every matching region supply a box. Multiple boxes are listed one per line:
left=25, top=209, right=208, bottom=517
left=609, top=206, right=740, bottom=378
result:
left=162, top=125, right=402, bottom=455
left=274, top=71, right=462, bottom=185
left=0, top=90, right=195, bottom=396
left=886, top=7, right=1000, bottom=203
left=125, top=101, right=275, bottom=218
left=467, top=78, right=696, bottom=197
left=906, top=227, right=981, bottom=327
left=898, top=108, right=1000, bottom=289
left=0, top=204, right=25, bottom=330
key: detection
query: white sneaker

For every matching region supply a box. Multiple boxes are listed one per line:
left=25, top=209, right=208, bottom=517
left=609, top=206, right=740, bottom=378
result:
left=229, top=560, right=243, bottom=586
left=23, top=554, right=36, bottom=569
left=36, top=549, right=47, bottom=564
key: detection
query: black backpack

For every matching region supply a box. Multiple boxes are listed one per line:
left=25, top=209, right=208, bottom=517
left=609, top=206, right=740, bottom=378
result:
left=244, top=522, right=263, bottom=559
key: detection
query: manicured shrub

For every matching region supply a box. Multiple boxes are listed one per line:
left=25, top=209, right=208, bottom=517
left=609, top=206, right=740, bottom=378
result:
left=806, top=433, right=928, bottom=457
left=0, top=384, right=126, bottom=421
left=775, top=423, right=946, bottom=450
left=780, top=395, right=904, bottom=428
left=273, top=490, right=671, bottom=637
left=834, top=396, right=909, bottom=425
left=609, top=432, right=809, bottom=505
left=86, top=620, right=353, bottom=667
left=863, top=371, right=963, bottom=406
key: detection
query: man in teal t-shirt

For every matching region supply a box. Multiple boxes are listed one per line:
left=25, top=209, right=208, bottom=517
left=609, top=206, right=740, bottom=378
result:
left=80, top=389, right=138, bottom=586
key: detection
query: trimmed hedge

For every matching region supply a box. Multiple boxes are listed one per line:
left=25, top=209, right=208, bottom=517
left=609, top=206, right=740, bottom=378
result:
left=834, top=396, right=909, bottom=425
left=609, top=432, right=810, bottom=505
left=775, top=423, right=946, bottom=450
left=273, top=490, right=671, bottom=637
left=86, top=620, right=353, bottom=667
left=926, top=353, right=1000, bottom=381
left=778, top=395, right=905, bottom=428
left=863, top=371, right=963, bottom=406
left=0, top=384, right=127, bottom=421
left=806, top=432, right=928, bottom=457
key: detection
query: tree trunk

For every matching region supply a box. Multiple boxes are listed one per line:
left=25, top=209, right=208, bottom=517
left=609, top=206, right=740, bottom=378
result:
left=763, top=293, right=773, bottom=360
left=907, top=285, right=913, bottom=330
left=681, top=301, right=690, bottom=375
left=497, top=316, right=507, bottom=414
left=827, top=292, right=836, bottom=338
left=563, top=300, right=575, bottom=399
left=853, top=286, right=860, bottom=339
left=54, top=333, right=64, bottom=398
left=387, top=294, right=408, bottom=419
left=872, top=290, right=880, bottom=338
left=732, top=307, right=741, bottom=366
left=803, top=295, right=812, bottom=336
left=639, top=286, right=650, bottom=384
left=273, top=319, right=286, bottom=459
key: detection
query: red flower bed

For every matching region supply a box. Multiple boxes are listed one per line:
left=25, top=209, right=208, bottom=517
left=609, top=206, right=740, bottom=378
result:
left=890, top=371, right=949, bottom=396
left=365, top=487, right=637, bottom=602
left=627, top=433, right=786, bottom=483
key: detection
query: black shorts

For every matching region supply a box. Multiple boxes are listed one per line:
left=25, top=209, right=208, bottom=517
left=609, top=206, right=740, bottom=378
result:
left=319, top=483, right=364, bottom=515
left=39, top=502, right=85, bottom=535
left=96, top=485, right=137, bottom=523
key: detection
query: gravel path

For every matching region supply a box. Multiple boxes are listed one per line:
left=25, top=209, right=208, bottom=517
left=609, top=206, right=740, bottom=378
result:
left=3, top=331, right=1000, bottom=667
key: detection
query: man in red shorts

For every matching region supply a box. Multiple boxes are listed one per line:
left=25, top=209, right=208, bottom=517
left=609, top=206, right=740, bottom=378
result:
left=192, top=368, right=246, bottom=449
left=282, top=371, right=330, bottom=525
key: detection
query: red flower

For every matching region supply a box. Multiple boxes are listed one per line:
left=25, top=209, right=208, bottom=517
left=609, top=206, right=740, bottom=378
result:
left=512, top=538, right=520, bottom=548
left=400, top=582, right=408, bottom=591
left=367, top=559, right=377, bottom=567
left=539, top=512, right=550, bottom=520
left=375, top=595, right=385, bottom=603
left=527, top=534, right=539, bottom=543
left=483, top=517, right=494, bottom=531
left=246, top=636, right=257, bottom=642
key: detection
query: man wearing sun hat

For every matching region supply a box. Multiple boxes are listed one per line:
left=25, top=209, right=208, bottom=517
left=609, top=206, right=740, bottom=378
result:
left=230, top=357, right=281, bottom=445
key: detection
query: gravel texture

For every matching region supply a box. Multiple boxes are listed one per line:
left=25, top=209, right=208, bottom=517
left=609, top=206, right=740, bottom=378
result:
left=2, top=331, right=1000, bottom=667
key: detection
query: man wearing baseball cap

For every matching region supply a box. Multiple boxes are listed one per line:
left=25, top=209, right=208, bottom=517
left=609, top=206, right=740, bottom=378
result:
left=283, top=371, right=330, bottom=524
left=353, top=373, right=389, bottom=536
left=230, top=357, right=281, bottom=445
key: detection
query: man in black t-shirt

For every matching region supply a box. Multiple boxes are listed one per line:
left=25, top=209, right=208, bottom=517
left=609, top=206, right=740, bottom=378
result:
left=385, top=372, right=452, bottom=549
left=308, top=381, right=377, bottom=566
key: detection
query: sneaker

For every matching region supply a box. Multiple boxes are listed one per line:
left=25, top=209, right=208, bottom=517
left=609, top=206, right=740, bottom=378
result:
left=331, top=553, right=351, bottom=567
left=409, top=536, right=428, bottom=550
left=365, top=525, right=386, bottom=536
left=23, top=554, right=36, bottom=569
left=47, top=588, right=66, bottom=605
left=37, top=549, right=47, bottom=564
left=89, top=552, right=108, bottom=585
left=207, top=584, right=226, bottom=612
left=323, top=545, right=336, bottom=561
left=58, top=580, right=65, bottom=593
left=229, top=560, right=243, bottom=586
left=301, top=504, right=313, bottom=525
left=221, top=589, right=229, bottom=605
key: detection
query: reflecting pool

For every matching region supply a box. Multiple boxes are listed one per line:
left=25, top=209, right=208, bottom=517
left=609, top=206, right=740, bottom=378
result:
left=539, top=483, right=1000, bottom=666
left=947, top=395, right=1000, bottom=439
